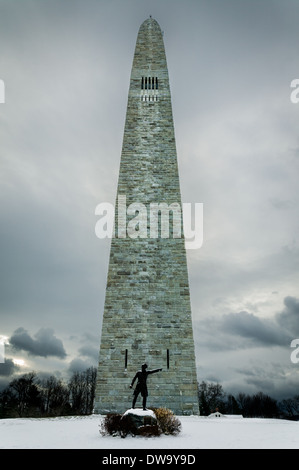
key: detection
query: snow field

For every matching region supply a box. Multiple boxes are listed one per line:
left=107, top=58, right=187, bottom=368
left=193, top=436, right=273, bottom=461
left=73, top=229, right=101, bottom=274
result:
left=0, top=414, right=298, bottom=449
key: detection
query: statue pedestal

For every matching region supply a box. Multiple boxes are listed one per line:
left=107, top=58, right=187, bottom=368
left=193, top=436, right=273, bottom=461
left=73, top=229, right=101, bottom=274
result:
left=122, top=408, right=157, bottom=430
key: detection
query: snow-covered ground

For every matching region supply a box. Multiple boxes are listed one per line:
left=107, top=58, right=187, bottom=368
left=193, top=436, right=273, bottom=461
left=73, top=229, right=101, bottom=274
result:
left=0, top=414, right=298, bottom=449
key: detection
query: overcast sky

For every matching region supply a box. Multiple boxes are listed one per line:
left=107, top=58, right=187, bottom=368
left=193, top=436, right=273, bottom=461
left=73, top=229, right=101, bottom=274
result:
left=0, top=0, right=299, bottom=401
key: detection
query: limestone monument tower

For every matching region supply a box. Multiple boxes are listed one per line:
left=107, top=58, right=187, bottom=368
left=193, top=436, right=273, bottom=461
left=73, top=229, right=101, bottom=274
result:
left=94, top=17, right=199, bottom=415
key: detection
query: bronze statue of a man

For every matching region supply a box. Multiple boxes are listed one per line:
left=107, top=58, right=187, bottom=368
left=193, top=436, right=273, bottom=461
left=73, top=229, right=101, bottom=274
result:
left=130, top=363, right=162, bottom=410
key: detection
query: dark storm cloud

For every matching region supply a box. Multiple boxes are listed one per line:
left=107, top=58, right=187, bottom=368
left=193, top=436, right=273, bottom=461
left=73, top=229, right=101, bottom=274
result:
left=9, top=327, right=67, bottom=359
left=0, top=359, right=20, bottom=391
left=221, top=311, right=289, bottom=347
left=0, top=358, right=19, bottom=377
left=276, top=296, right=299, bottom=336
left=200, top=296, right=299, bottom=351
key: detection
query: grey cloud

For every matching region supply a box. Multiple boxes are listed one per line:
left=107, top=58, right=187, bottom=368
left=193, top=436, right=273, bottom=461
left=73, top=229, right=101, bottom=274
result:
left=69, top=332, right=100, bottom=367
left=276, top=296, right=299, bottom=337
left=78, top=332, right=99, bottom=362
left=221, top=311, right=290, bottom=347
left=269, top=198, right=293, bottom=210
left=78, top=345, right=99, bottom=362
left=199, top=296, right=299, bottom=352
left=0, top=358, right=19, bottom=377
left=284, top=296, right=299, bottom=312
left=240, top=362, right=294, bottom=399
left=9, top=327, right=67, bottom=359
left=68, top=357, right=94, bottom=374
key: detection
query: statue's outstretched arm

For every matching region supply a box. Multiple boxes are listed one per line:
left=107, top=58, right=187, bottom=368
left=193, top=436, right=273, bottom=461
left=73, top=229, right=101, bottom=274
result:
left=148, top=368, right=162, bottom=375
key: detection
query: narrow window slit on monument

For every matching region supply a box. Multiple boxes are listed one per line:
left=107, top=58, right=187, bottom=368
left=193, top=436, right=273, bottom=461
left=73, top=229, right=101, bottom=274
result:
left=167, top=349, right=170, bottom=369
left=125, top=349, right=128, bottom=370
left=141, top=77, right=144, bottom=89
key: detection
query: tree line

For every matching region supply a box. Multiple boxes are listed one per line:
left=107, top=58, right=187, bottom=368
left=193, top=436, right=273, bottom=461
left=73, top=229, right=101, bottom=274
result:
left=198, top=380, right=299, bottom=420
left=0, top=367, right=97, bottom=419
left=1, top=372, right=298, bottom=420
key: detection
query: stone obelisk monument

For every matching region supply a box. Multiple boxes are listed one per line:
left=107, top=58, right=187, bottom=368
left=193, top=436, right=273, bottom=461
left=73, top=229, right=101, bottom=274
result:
left=94, top=17, right=199, bottom=415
